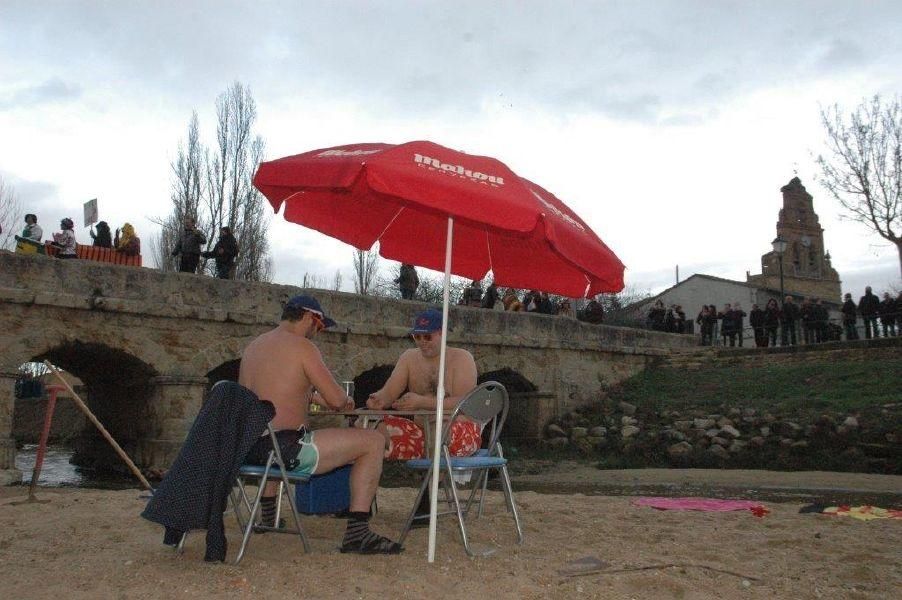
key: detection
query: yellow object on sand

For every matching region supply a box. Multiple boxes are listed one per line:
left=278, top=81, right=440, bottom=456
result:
left=823, top=505, right=902, bottom=521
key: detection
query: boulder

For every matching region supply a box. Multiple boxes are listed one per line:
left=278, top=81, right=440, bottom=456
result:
left=759, top=426, right=771, bottom=437
left=748, top=436, right=766, bottom=448
left=618, top=401, right=637, bottom=416
left=570, top=426, right=588, bottom=440
left=707, top=444, right=729, bottom=459
left=667, top=441, right=693, bottom=458
left=693, top=418, right=715, bottom=430
left=546, top=423, right=567, bottom=438
left=621, top=416, right=638, bottom=427
left=621, top=425, right=640, bottom=438
left=717, top=417, right=734, bottom=428
left=589, top=426, right=607, bottom=438
left=546, top=437, right=569, bottom=448
left=711, top=436, right=729, bottom=447
left=729, top=440, right=747, bottom=453
left=705, top=428, right=720, bottom=439
left=674, top=420, right=693, bottom=432
left=742, top=408, right=757, bottom=417
left=719, top=425, right=741, bottom=439
left=843, top=416, right=859, bottom=429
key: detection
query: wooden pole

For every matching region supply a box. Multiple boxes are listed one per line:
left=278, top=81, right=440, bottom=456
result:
left=43, top=360, right=154, bottom=491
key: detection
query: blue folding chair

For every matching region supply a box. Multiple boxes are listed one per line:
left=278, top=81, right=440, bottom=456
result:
left=231, top=423, right=312, bottom=563
left=398, top=381, right=524, bottom=556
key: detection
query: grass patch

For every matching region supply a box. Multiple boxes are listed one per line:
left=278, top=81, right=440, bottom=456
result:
left=611, top=357, right=900, bottom=415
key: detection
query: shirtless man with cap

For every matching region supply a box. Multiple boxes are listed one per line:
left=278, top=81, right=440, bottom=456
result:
left=239, top=294, right=401, bottom=554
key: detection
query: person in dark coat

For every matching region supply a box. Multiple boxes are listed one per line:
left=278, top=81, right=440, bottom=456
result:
left=673, top=305, right=686, bottom=334
left=396, top=263, right=419, bottom=300
left=763, top=298, right=781, bottom=347
left=813, top=299, right=829, bottom=343
left=732, top=303, right=748, bottom=347
left=696, top=305, right=715, bottom=345
left=841, top=293, right=859, bottom=340
left=858, top=286, right=881, bottom=339
left=800, top=297, right=816, bottom=345
left=749, top=303, right=766, bottom=347
left=538, top=292, right=555, bottom=315
left=718, top=303, right=737, bottom=346
left=202, top=226, right=239, bottom=279
left=579, top=297, right=605, bottom=324
left=780, top=296, right=799, bottom=346
left=879, top=291, right=897, bottom=337
left=647, top=300, right=666, bottom=331
left=172, top=216, right=207, bottom=273
left=89, top=221, right=112, bottom=248
left=480, top=281, right=498, bottom=309
left=141, top=381, right=275, bottom=562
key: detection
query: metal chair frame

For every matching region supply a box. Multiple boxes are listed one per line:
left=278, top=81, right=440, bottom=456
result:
left=398, top=381, right=524, bottom=556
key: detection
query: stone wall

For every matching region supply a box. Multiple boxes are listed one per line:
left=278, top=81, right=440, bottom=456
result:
left=0, top=250, right=695, bottom=479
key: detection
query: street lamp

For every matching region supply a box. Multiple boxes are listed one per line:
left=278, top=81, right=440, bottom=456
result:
left=771, top=235, right=788, bottom=301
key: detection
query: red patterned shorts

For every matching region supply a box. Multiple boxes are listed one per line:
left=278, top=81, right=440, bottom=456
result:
left=382, top=415, right=482, bottom=460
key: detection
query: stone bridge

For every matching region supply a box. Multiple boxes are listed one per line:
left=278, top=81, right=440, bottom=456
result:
left=0, top=251, right=694, bottom=483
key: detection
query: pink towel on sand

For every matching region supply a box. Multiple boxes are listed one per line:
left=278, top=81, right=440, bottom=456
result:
left=632, top=497, right=767, bottom=513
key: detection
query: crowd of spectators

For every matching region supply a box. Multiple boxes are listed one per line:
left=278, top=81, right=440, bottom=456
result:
left=691, top=286, right=900, bottom=348
left=13, top=213, right=240, bottom=280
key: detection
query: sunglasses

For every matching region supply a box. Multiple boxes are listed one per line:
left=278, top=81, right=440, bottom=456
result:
left=308, top=311, right=325, bottom=331
left=411, top=332, right=435, bottom=342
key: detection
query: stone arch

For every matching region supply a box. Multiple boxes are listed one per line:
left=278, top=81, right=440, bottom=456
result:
left=31, top=341, right=158, bottom=473
left=352, top=364, right=396, bottom=408
left=206, top=359, right=240, bottom=389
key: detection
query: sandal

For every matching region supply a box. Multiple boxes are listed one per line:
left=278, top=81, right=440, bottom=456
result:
left=340, top=532, right=403, bottom=555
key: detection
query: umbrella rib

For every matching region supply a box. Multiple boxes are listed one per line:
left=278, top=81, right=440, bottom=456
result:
left=484, top=226, right=493, bottom=274
left=374, top=206, right=406, bottom=244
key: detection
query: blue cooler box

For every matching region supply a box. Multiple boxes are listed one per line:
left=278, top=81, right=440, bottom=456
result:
left=295, top=464, right=351, bottom=514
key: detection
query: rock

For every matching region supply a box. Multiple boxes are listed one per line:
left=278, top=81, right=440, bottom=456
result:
left=589, top=426, right=607, bottom=437
left=546, top=424, right=567, bottom=438
left=760, top=426, right=771, bottom=437
left=843, top=416, right=859, bottom=429
left=697, top=437, right=710, bottom=448
left=742, top=408, right=757, bottom=417
left=584, top=436, right=605, bottom=446
left=667, top=441, right=693, bottom=458
left=674, top=420, right=693, bottom=432
left=621, top=425, right=640, bottom=438
left=570, top=426, right=588, bottom=440
left=707, top=444, right=729, bottom=459
left=720, top=425, right=741, bottom=439
left=546, top=437, right=569, bottom=448
left=693, top=418, right=715, bottom=430
left=763, top=413, right=776, bottom=424
left=836, top=425, right=850, bottom=436
left=666, top=430, right=687, bottom=442
left=621, top=416, right=638, bottom=426
left=779, top=438, right=793, bottom=448
left=711, top=436, right=729, bottom=447
left=705, top=428, right=720, bottom=438
left=778, top=421, right=802, bottom=437
left=749, top=436, right=766, bottom=448
left=791, top=440, right=809, bottom=449
left=728, top=407, right=741, bottom=417
left=717, top=417, right=735, bottom=428
left=690, top=428, right=707, bottom=439
left=618, top=401, right=637, bottom=416
left=886, top=433, right=899, bottom=444
left=729, top=440, right=747, bottom=453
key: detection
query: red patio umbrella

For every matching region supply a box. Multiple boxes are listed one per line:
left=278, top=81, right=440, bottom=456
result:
left=253, top=140, right=625, bottom=560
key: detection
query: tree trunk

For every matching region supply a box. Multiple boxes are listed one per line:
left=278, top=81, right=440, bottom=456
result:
left=897, top=240, right=902, bottom=281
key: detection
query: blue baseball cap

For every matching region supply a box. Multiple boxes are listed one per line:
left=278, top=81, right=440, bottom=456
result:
left=409, top=309, right=447, bottom=334
left=285, top=295, right=337, bottom=328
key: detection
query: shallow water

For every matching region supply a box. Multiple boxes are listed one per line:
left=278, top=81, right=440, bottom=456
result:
left=14, top=444, right=139, bottom=490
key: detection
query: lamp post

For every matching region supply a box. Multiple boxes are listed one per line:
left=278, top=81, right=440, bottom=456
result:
left=771, top=235, right=788, bottom=301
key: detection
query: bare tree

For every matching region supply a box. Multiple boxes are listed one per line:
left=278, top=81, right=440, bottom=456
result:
left=154, top=83, right=272, bottom=281
left=331, top=269, right=344, bottom=292
left=205, top=83, right=272, bottom=282
left=0, top=175, right=23, bottom=250
left=352, top=248, right=380, bottom=295
left=817, top=95, right=902, bottom=278
left=415, top=272, right=469, bottom=305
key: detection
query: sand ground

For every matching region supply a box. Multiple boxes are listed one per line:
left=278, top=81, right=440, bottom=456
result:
left=1, top=476, right=900, bottom=600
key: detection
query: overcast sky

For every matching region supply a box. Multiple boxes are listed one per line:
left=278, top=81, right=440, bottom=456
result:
left=1, top=1, right=900, bottom=298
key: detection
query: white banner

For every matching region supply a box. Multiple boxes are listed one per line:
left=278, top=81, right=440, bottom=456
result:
left=83, top=198, right=98, bottom=227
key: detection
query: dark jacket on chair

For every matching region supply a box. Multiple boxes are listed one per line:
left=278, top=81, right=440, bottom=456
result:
left=141, top=381, right=274, bottom=562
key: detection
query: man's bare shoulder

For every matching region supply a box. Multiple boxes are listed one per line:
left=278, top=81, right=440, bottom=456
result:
left=446, top=346, right=475, bottom=363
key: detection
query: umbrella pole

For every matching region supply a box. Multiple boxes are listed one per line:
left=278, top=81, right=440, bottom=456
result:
left=427, top=216, right=453, bottom=563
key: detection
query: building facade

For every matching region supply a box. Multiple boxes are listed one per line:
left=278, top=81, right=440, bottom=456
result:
left=746, top=177, right=842, bottom=302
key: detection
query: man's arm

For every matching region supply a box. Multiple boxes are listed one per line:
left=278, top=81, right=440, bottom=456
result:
left=299, top=341, right=351, bottom=410
left=367, top=353, right=411, bottom=409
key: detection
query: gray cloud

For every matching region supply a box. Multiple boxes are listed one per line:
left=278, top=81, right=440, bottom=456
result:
left=0, top=78, right=81, bottom=111
left=2, top=1, right=900, bottom=124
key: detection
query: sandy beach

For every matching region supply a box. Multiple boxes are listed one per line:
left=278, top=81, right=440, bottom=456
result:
left=1, top=480, right=900, bottom=600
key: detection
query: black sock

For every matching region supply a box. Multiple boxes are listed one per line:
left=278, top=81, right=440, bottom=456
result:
left=343, top=512, right=371, bottom=546
left=260, top=496, right=276, bottom=527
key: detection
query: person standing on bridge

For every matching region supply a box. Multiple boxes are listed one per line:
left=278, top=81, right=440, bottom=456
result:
left=203, top=226, right=239, bottom=279
left=172, top=216, right=207, bottom=274
left=239, top=295, right=402, bottom=554
left=22, top=214, right=42, bottom=242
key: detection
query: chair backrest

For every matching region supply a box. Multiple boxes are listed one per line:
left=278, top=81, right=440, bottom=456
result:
left=442, top=381, right=509, bottom=453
